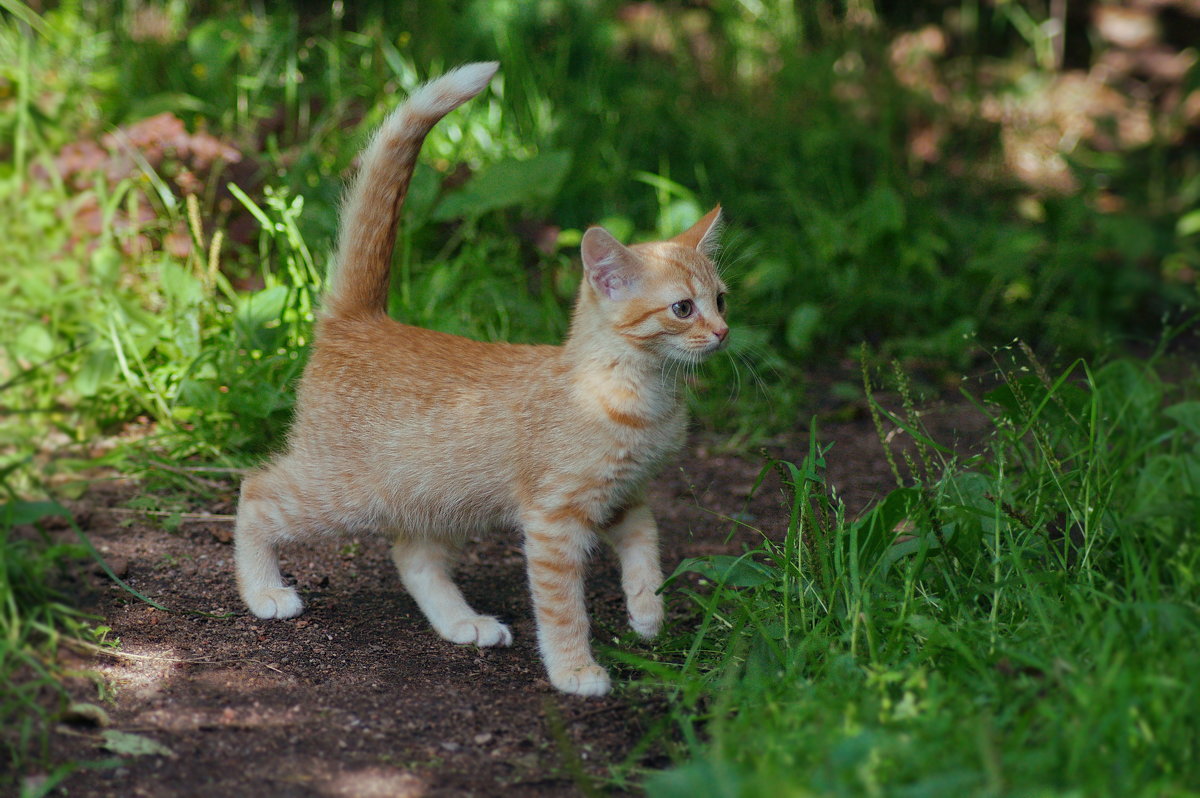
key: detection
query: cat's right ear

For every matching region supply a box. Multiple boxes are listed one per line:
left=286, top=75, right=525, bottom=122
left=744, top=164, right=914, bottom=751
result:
left=582, top=227, right=641, bottom=301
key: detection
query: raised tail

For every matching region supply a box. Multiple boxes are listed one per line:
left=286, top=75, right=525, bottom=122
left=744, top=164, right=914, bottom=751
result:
left=323, top=62, right=499, bottom=319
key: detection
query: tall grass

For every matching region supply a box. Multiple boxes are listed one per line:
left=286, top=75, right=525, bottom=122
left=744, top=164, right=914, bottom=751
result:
left=633, top=352, right=1200, bottom=796
left=0, top=500, right=95, bottom=781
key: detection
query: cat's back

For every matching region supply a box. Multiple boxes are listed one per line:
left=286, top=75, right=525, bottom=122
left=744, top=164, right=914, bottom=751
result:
left=304, top=314, right=560, bottom=400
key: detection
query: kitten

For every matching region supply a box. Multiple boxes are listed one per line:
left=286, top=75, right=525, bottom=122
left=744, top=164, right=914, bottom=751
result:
left=234, top=62, right=728, bottom=696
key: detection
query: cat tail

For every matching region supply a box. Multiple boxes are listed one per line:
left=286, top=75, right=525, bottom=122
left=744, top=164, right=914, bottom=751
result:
left=323, top=62, right=500, bottom=319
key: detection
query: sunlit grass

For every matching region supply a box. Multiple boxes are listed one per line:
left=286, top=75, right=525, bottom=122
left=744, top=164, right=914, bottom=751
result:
left=633, top=353, right=1200, bottom=797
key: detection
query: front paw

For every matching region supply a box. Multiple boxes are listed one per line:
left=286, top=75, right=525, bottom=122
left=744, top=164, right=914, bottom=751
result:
left=630, top=612, right=662, bottom=639
left=442, top=616, right=513, bottom=647
left=244, top=586, right=304, bottom=619
left=628, top=588, right=663, bottom=639
left=549, top=664, right=611, bottom=697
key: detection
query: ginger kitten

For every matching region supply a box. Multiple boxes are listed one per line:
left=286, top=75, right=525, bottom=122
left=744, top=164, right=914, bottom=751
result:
left=234, top=62, right=728, bottom=696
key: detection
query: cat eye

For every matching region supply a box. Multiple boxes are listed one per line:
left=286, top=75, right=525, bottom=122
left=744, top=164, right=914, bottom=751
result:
left=716, top=293, right=727, bottom=314
left=671, top=300, right=694, bottom=319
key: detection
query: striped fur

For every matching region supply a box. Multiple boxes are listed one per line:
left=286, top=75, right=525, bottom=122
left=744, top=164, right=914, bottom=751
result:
left=326, top=61, right=499, bottom=319
left=233, top=62, right=729, bottom=697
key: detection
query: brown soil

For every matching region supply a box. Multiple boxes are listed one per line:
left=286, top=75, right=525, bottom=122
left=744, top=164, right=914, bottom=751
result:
left=33, top=387, right=987, bottom=797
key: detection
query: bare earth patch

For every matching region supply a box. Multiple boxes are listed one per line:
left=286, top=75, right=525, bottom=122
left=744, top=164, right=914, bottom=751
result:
left=41, top=394, right=985, bottom=796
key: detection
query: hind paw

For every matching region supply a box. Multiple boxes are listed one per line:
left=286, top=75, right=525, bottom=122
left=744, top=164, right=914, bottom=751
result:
left=442, top=616, right=513, bottom=647
left=244, top=587, right=304, bottom=619
left=549, top=664, right=612, bottom=697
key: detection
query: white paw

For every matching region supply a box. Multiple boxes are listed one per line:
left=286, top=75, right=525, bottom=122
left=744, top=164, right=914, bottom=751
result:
left=550, top=664, right=612, bottom=697
left=443, top=616, right=513, bottom=647
left=628, top=589, right=664, bottom=639
left=630, top=611, right=663, bottom=640
left=244, top=587, right=304, bottom=619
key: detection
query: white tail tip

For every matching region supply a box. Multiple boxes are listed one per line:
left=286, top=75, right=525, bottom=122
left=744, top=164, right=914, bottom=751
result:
left=407, top=61, right=500, bottom=118
left=447, top=61, right=500, bottom=96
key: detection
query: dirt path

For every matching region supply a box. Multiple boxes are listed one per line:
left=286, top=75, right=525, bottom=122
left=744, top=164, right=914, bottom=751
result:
left=42, top=393, right=984, bottom=797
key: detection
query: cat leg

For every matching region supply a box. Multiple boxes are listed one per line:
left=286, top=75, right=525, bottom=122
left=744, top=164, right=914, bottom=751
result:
left=522, top=512, right=610, bottom=696
left=603, top=503, right=665, bottom=639
left=234, top=467, right=308, bottom=619
left=391, top=537, right=512, bottom=647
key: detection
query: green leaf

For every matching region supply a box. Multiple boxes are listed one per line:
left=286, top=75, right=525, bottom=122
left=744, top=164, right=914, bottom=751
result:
left=645, top=758, right=745, bottom=798
left=63, top=702, right=111, bottom=728
left=187, top=18, right=242, bottom=75
left=100, top=730, right=176, bottom=759
left=1, top=500, right=70, bottom=527
left=1093, top=360, right=1161, bottom=431
left=235, top=286, right=289, bottom=349
left=159, top=261, right=203, bottom=308
left=1131, top=454, right=1184, bottom=517
left=855, top=183, right=905, bottom=246
left=1177, top=209, right=1200, bottom=238
left=15, top=324, right=55, bottom=361
left=227, top=182, right=272, bottom=229
left=597, top=216, right=634, bottom=242
left=1164, top=402, right=1200, bottom=437
left=662, top=199, right=703, bottom=238
left=672, top=555, right=776, bottom=588
left=432, top=151, right=572, bottom=221
left=851, top=486, right=924, bottom=570
left=402, top=163, right=442, bottom=224
left=75, top=348, right=118, bottom=398
left=400, top=162, right=444, bottom=224
left=90, top=246, right=121, bottom=288
left=0, top=0, right=55, bottom=38
left=785, top=304, right=822, bottom=353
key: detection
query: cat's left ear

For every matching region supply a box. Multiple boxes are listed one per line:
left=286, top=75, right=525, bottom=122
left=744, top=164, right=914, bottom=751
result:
left=671, top=204, right=723, bottom=257
left=582, top=226, right=642, bottom=301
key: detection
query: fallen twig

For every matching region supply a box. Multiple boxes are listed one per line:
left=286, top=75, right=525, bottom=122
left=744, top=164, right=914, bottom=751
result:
left=65, top=639, right=283, bottom=674
left=99, top=507, right=234, bottom=524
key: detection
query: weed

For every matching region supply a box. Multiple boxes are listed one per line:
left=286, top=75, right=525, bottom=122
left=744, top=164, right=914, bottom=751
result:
left=0, top=501, right=94, bottom=782
left=636, top=354, right=1200, bottom=796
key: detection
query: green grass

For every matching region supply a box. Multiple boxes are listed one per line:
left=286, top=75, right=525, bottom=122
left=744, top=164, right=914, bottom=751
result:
left=629, top=351, right=1200, bottom=796
left=0, top=501, right=96, bottom=781
left=1, top=0, right=1198, bottom=790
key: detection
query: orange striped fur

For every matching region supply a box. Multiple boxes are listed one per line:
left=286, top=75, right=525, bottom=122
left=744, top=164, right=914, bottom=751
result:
left=233, top=62, right=729, bottom=697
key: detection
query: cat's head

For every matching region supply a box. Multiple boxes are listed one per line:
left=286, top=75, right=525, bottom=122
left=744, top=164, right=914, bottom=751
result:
left=580, top=206, right=729, bottom=364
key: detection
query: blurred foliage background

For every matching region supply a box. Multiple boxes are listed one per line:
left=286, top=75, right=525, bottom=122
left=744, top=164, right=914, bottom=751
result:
left=2, top=0, right=1198, bottom=483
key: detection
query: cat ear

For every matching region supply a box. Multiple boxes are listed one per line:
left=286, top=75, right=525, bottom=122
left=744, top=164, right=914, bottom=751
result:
left=582, top=226, right=641, bottom=300
left=671, top=204, right=723, bottom=256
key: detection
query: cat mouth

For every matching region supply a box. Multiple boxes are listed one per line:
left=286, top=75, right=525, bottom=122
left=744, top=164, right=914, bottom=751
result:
left=675, top=341, right=726, bottom=363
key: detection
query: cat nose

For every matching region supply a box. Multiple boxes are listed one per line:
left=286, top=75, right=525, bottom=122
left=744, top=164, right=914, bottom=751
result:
left=712, top=324, right=729, bottom=342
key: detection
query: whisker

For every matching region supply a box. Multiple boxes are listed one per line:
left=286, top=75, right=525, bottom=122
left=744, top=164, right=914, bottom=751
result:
left=711, top=229, right=757, bottom=281
left=723, top=351, right=744, bottom=403
left=733, top=350, right=772, bottom=399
